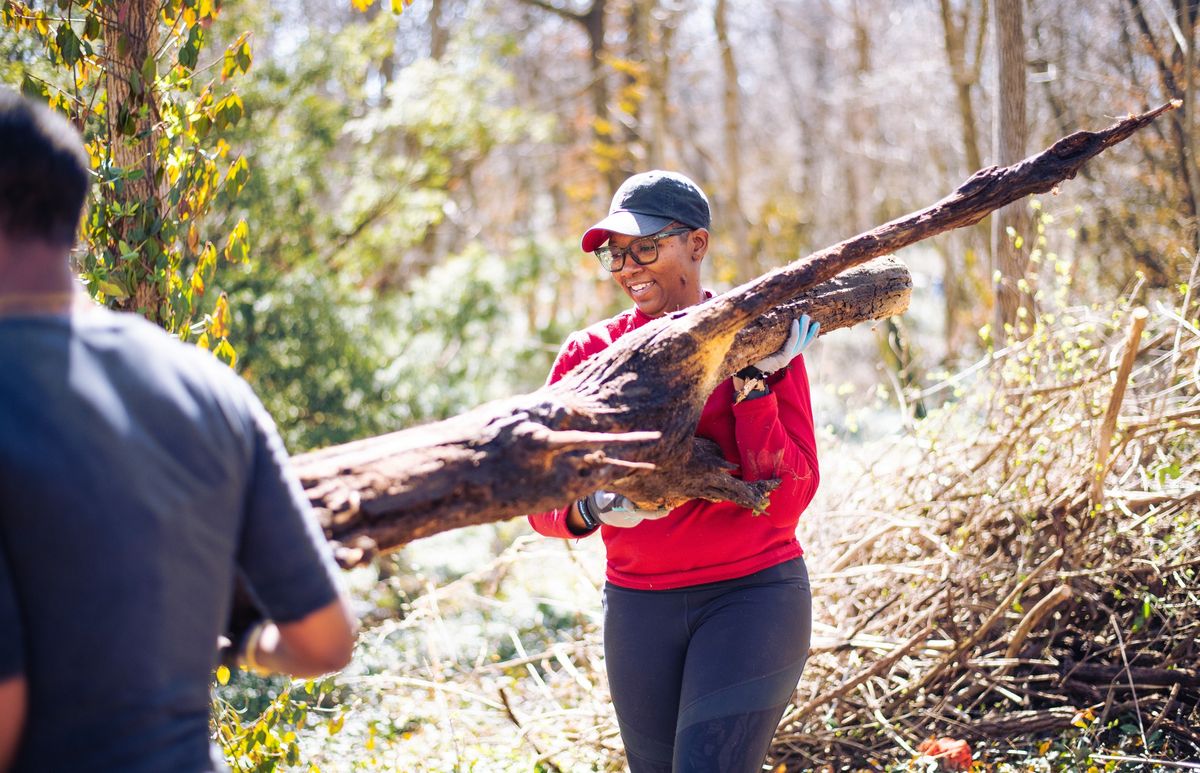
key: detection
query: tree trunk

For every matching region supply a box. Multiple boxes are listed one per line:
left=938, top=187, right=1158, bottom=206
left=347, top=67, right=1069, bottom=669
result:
left=294, top=105, right=1174, bottom=568
left=714, top=0, right=751, bottom=279
left=645, top=0, right=674, bottom=169
left=517, top=0, right=617, bottom=192
left=991, top=0, right=1031, bottom=338
left=940, top=0, right=988, bottom=176
left=103, top=0, right=161, bottom=320
left=938, top=0, right=990, bottom=361
left=429, top=0, right=449, bottom=60
left=843, top=0, right=873, bottom=235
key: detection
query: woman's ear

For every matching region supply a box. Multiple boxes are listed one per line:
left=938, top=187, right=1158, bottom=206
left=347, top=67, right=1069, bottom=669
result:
left=689, top=228, right=709, bottom=262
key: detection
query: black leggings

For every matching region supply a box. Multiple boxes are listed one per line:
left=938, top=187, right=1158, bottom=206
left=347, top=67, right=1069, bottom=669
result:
left=603, top=558, right=812, bottom=773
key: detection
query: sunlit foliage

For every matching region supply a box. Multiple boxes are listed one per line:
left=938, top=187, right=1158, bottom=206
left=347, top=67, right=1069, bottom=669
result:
left=1, top=0, right=253, bottom=362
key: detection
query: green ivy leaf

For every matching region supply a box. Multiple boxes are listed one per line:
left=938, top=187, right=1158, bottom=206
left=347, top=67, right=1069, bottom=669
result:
left=224, top=156, right=249, bottom=196
left=83, top=13, right=100, bottom=40
left=55, top=23, right=82, bottom=66
left=214, top=93, right=243, bottom=130
left=140, top=55, right=156, bottom=91
left=178, top=25, right=202, bottom=68
left=19, top=73, right=49, bottom=100
left=96, top=279, right=127, bottom=299
left=221, top=33, right=252, bottom=80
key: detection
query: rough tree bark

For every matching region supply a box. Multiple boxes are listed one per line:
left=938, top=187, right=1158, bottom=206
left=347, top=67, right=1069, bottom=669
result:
left=940, top=0, right=988, bottom=177
left=103, top=0, right=161, bottom=319
left=938, top=0, right=989, bottom=360
left=714, top=0, right=752, bottom=280
left=517, top=0, right=617, bottom=190
left=991, top=0, right=1031, bottom=336
left=294, top=104, right=1175, bottom=569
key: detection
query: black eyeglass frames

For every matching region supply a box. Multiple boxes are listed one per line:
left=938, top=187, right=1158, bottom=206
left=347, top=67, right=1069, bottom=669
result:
left=593, top=227, right=693, bottom=272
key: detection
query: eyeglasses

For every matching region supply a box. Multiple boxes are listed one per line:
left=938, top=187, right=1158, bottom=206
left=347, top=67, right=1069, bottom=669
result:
left=594, top=227, right=692, bottom=272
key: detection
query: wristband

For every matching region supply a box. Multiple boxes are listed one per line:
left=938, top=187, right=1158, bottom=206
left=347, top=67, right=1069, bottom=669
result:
left=575, top=497, right=601, bottom=533
left=734, top=365, right=770, bottom=403
left=240, top=622, right=270, bottom=675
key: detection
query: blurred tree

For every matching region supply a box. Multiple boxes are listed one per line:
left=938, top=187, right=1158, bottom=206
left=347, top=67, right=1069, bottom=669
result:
left=991, top=0, right=1030, bottom=338
left=517, top=0, right=621, bottom=190
left=940, top=0, right=988, bottom=176
left=938, top=0, right=990, bottom=359
left=1122, top=0, right=1199, bottom=263
left=714, top=0, right=752, bottom=280
left=844, top=0, right=878, bottom=236
left=428, top=0, right=450, bottom=58
left=201, top=7, right=570, bottom=448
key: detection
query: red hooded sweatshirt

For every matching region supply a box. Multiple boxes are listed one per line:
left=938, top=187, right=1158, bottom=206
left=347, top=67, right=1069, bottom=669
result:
left=527, top=304, right=819, bottom=590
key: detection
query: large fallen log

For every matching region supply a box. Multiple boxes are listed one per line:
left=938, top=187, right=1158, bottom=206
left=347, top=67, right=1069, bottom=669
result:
left=300, top=258, right=911, bottom=565
left=294, top=102, right=1176, bottom=568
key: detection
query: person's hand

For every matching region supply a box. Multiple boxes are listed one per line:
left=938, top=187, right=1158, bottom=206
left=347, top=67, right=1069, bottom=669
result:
left=583, top=490, right=671, bottom=528
left=750, top=314, right=819, bottom=375
left=217, top=621, right=273, bottom=676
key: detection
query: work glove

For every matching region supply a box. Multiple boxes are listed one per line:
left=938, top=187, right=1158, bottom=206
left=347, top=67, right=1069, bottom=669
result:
left=581, top=490, right=671, bottom=528
left=750, top=314, right=819, bottom=376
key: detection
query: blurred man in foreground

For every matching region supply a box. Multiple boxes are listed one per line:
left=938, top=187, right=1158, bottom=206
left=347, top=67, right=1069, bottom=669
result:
left=0, top=88, right=358, bottom=772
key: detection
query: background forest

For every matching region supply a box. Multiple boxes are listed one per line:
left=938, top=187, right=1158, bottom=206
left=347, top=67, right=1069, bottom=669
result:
left=3, top=0, right=1199, bottom=770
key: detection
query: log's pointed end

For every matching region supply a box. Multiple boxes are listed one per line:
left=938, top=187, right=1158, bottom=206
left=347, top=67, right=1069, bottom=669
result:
left=1091, top=100, right=1180, bottom=149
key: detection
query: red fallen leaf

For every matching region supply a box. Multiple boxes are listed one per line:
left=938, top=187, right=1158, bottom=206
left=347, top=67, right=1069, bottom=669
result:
left=916, top=736, right=973, bottom=771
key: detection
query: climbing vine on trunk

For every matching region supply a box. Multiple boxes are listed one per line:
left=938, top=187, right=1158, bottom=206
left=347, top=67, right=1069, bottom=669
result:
left=2, top=0, right=253, bottom=361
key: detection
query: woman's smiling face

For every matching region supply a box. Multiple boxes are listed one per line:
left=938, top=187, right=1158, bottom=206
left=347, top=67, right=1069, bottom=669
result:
left=608, top=225, right=708, bottom=318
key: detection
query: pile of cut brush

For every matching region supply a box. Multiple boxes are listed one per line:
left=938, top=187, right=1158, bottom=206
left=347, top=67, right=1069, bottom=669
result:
left=775, top=290, right=1200, bottom=768
left=308, top=289, right=1198, bottom=773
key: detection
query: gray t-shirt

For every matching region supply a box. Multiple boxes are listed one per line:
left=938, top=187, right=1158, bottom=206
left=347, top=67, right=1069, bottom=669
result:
left=0, top=308, right=341, bottom=772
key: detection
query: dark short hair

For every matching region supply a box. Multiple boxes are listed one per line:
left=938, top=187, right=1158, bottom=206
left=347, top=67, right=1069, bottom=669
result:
left=0, top=88, right=90, bottom=246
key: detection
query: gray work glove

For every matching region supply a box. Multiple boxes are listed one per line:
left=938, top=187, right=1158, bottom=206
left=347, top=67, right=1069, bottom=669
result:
left=750, top=314, right=819, bottom=375
left=583, top=490, right=671, bottom=528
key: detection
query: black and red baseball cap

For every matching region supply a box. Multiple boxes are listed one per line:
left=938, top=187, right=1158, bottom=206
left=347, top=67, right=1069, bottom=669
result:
left=581, top=170, right=711, bottom=253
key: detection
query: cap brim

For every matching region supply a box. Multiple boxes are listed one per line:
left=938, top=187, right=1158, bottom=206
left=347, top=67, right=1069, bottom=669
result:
left=580, top=211, right=674, bottom=253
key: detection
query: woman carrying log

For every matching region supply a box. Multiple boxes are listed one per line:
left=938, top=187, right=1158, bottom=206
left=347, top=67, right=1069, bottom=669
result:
left=528, top=171, right=820, bottom=773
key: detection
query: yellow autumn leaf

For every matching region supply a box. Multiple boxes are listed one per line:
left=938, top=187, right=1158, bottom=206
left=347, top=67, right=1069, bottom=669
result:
left=349, top=0, right=373, bottom=11
left=214, top=338, right=237, bottom=368
left=211, top=293, right=231, bottom=339
left=189, top=268, right=205, bottom=297
left=216, top=665, right=230, bottom=685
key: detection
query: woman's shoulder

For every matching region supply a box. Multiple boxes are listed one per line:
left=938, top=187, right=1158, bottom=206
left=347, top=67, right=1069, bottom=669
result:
left=549, top=308, right=642, bottom=382
left=571, top=308, right=642, bottom=352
